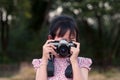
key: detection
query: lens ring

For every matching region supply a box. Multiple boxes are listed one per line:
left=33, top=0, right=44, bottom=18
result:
left=58, top=45, right=69, bottom=57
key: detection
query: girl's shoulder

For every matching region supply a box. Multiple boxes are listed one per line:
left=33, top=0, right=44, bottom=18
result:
left=32, top=57, right=92, bottom=71
left=32, top=59, right=42, bottom=71
left=77, top=57, right=92, bottom=70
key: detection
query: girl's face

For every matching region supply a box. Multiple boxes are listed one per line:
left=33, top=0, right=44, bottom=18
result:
left=54, top=29, right=76, bottom=42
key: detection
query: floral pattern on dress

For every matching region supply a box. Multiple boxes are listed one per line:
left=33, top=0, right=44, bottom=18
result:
left=32, top=57, right=92, bottom=80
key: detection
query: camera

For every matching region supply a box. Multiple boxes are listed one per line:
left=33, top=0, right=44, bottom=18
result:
left=48, top=39, right=77, bottom=57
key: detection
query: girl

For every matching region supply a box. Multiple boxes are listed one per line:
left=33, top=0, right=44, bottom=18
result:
left=32, top=15, right=92, bottom=80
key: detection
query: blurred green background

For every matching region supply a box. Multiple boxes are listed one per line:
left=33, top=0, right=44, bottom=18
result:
left=0, top=0, right=120, bottom=80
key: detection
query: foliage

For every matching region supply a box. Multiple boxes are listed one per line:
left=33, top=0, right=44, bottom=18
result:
left=51, top=0, right=120, bottom=66
left=0, top=0, right=120, bottom=67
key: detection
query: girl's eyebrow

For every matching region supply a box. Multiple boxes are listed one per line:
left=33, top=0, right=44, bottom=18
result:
left=70, top=34, right=76, bottom=38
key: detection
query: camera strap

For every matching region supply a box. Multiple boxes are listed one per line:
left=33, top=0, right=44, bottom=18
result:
left=47, top=53, right=54, bottom=77
left=65, top=63, right=73, bottom=78
left=47, top=53, right=73, bottom=78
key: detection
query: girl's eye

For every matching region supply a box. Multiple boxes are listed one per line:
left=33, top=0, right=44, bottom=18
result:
left=70, top=35, right=76, bottom=41
left=71, top=38, right=76, bottom=41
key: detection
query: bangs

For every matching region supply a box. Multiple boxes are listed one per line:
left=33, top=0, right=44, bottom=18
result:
left=49, top=15, right=79, bottom=41
left=57, top=21, right=76, bottom=38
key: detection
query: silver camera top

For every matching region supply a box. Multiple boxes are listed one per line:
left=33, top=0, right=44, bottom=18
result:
left=48, top=39, right=77, bottom=57
left=59, top=39, right=68, bottom=44
left=49, top=39, right=67, bottom=46
left=49, top=39, right=76, bottom=47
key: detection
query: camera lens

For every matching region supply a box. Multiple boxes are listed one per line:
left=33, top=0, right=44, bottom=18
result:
left=58, top=45, right=69, bottom=57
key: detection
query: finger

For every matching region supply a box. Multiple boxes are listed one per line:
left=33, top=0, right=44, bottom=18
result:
left=48, top=46, right=58, bottom=57
left=46, top=44, right=56, bottom=49
left=51, top=49, right=58, bottom=57
left=72, top=41, right=80, bottom=48
left=49, top=44, right=56, bottom=49
left=70, top=50, right=73, bottom=54
left=77, top=43, right=80, bottom=49
left=45, top=40, right=55, bottom=44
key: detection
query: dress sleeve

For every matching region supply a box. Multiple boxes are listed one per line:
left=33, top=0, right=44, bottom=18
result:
left=32, top=59, right=41, bottom=71
left=78, top=57, right=92, bottom=70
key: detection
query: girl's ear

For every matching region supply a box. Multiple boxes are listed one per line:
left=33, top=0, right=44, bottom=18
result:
left=48, top=35, right=53, bottom=40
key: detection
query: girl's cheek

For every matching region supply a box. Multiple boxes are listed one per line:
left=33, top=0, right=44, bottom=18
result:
left=54, top=37, right=63, bottom=41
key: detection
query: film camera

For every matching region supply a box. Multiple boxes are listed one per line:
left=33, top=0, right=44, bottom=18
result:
left=47, top=39, right=76, bottom=78
left=48, top=39, right=77, bottom=57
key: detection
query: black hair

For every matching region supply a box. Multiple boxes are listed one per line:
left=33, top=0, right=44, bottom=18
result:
left=49, top=15, right=79, bottom=41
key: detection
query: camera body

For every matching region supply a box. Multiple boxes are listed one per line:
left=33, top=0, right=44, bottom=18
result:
left=49, top=39, right=76, bottom=57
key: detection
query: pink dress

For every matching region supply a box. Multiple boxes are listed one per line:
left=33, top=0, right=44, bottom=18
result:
left=32, top=57, right=92, bottom=80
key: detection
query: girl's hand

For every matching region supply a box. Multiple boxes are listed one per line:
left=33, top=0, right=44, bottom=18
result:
left=42, top=40, right=58, bottom=61
left=70, top=41, right=80, bottom=62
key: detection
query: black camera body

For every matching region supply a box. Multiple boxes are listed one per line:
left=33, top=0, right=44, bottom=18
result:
left=49, top=39, right=76, bottom=57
